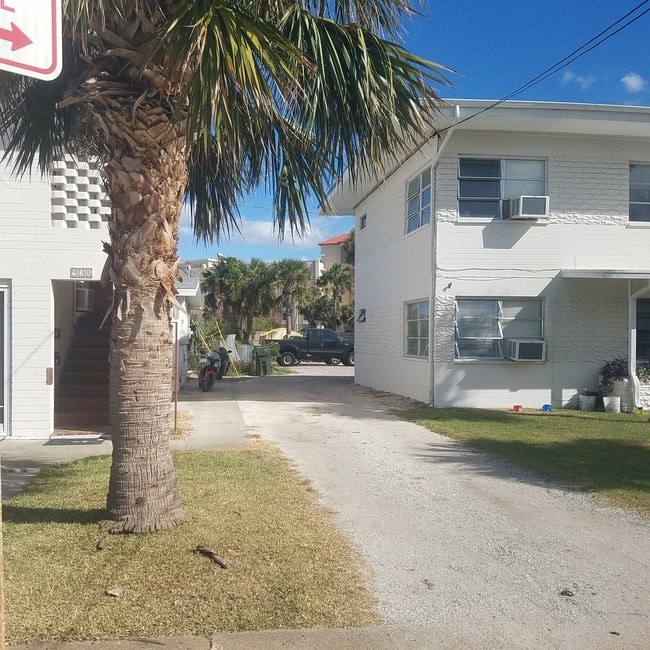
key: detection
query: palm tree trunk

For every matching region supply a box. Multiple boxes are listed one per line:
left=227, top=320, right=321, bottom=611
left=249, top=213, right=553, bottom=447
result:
left=96, top=94, right=189, bottom=533
left=286, top=299, right=294, bottom=335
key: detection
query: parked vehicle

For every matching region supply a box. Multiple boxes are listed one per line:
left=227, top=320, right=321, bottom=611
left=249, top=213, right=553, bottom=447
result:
left=269, top=328, right=354, bottom=367
left=198, top=347, right=231, bottom=391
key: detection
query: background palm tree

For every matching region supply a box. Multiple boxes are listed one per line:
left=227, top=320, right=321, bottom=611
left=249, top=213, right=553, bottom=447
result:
left=301, top=287, right=334, bottom=328
left=317, top=263, right=354, bottom=330
left=201, top=257, right=277, bottom=342
left=0, top=1, right=448, bottom=533
left=273, top=258, right=311, bottom=335
left=240, top=258, right=279, bottom=343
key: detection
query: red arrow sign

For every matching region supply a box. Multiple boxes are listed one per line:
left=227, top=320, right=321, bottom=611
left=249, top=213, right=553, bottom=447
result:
left=0, top=22, right=32, bottom=51
left=0, top=0, right=61, bottom=81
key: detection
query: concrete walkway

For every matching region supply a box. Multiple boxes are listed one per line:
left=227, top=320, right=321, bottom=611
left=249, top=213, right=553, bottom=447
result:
left=0, top=377, right=249, bottom=501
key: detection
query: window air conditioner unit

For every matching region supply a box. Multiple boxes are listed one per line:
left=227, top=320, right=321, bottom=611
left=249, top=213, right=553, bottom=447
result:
left=507, top=196, right=549, bottom=220
left=507, top=338, right=546, bottom=361
left=75, top=287, right=95, bottom=312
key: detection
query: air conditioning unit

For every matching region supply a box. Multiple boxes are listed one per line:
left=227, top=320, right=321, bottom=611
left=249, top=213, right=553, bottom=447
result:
left=75, top=286, right=95, bottom=312
left=507, top=196, right=549, bottom=220
left=507, top=338, right=546, bottom=361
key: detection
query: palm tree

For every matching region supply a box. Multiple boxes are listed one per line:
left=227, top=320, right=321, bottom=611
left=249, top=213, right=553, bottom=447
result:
left=317, top=263, right=354, bottom=330
left=240, top=258, right=278, bottom=343
left=274, top=258, right=311, bottom=335
left=301, top=287, right=334, bottom=328
left=201, top=256, right=247, bottom=338
left=0, top=1, right=448, bottom=533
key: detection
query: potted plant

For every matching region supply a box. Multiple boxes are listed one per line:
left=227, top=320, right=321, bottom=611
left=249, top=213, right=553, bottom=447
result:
left=595, top=357, right=628, bottom=397
left=595, top=357, right=650, bottom=412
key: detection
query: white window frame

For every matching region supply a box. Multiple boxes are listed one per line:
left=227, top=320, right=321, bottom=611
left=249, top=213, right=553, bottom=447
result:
left=458, top=157, right=547, bottom=219
left=405, top=300, right=429, bottom=358
left=359, top=213, right=367, bottom=230
left=455, top=298, right=544, bottom=360
left=405, top=167, right=432, bottom=234
left=630, top=163, right=650, bottom=222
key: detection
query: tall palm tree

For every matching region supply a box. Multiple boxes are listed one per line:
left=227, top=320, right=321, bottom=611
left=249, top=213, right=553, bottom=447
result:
left=0, top=1, right=448, bottom=533
left=317, top=263, right=354, bottom=330
left=274, top=258, right=311, bottom=335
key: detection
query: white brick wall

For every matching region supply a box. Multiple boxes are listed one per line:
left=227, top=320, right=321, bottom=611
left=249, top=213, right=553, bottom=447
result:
left=1, top=155, right=108, bottom=438
left=352, top=118, right=650, bottom=409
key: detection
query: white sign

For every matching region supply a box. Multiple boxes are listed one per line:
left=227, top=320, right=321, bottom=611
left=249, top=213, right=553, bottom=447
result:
left=0, top=0, right=62, bottom=81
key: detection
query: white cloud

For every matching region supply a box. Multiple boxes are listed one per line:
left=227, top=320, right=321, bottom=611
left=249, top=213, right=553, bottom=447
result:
left=621, top=72, right=647, bottom=94
left=231, top=216, right=328, bottom=249
left=561, top=70, right=596, bottom=90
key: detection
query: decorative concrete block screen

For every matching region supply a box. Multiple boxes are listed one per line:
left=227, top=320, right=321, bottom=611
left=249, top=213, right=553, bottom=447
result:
left=50, top=157, right=111, bottom=228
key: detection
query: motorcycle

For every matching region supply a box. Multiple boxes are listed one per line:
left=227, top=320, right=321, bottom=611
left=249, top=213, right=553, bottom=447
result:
left=198, top=347, right=232, bottom=392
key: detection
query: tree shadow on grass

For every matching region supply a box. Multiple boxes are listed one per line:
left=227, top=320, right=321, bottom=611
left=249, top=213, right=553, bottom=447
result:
left=413, top=437, right=650, bottom=499
left=3, top=505, right=105, bottom=525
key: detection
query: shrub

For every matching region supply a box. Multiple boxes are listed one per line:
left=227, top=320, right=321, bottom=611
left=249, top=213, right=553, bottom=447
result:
left=596, top=357, right=650, bottom=394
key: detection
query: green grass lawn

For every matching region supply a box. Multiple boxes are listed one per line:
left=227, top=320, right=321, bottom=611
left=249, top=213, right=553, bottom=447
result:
left=3, top=444, right=378, bottom=644
left=397, top=407, right=650, bottom=515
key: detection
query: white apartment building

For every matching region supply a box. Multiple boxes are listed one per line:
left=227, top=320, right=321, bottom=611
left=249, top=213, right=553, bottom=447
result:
left=1, top=152, right=201, bottom=439
left=328, top=100, right=650, bottom=409
left=0, top=155, right=111, bottom=438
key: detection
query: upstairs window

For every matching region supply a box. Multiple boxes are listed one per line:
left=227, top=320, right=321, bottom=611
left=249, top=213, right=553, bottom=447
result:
left=630, top=163, right=650, bottom=222
left=458, top=158, right=546, bottom=219
left=406, top=167, right=432, bottom=233
left=455, top=298, right=544, bottom=359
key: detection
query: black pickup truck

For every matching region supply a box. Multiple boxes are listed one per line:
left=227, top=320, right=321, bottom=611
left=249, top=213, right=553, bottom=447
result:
left=270, top=328, right=354, bottom=367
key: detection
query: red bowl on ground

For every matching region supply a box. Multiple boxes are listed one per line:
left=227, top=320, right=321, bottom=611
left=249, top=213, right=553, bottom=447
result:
left=512, top=404, right=523, bottom=412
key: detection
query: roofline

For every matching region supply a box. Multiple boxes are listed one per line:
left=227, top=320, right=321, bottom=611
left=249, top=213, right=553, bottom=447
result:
left=326, top=99, right=650, bottom=215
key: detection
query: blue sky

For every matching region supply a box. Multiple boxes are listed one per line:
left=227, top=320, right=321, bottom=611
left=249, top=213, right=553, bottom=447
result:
left=178, top=0, right=650, bottom=263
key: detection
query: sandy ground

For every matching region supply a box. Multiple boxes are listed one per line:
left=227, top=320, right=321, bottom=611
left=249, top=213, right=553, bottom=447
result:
left=232, top=364, right=650, bottom=649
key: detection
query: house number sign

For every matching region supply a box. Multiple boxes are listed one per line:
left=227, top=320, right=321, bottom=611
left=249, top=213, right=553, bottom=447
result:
left=70, top=267, right=93, bottom=279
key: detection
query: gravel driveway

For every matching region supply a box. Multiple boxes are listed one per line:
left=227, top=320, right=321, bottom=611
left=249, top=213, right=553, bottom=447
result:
left=233, top=364, right=649, bottom=648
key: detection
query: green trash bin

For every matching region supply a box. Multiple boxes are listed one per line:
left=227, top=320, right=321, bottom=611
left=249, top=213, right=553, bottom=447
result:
left=254, top=346, right=271, bottom=376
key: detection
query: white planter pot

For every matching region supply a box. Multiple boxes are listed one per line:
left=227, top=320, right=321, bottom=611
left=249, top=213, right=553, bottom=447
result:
left=603, top=395, right=621, bottom=413
left=612, top=379, right=633, bottom=413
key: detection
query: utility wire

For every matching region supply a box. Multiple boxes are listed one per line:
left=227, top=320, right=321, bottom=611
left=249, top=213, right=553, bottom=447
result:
left=443, top=0, right=650, bottom=131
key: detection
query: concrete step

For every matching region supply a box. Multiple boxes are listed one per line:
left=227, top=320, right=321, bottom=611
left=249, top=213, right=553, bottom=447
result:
left=54, top=410, right=110, bottom=427
left=71, top=337, right=110, bottom=349
left=63, top=359, right=110, bottom=373
left=66, top=347, right=109, bottom=361
left=59, top=371, right=109, bottom=386
left=56, top=383, right=109, bottom=398
left=55, top=396, right=109, bottom=412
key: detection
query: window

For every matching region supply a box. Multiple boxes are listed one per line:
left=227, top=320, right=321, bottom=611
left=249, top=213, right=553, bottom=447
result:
left=458, top=158, right=546, bottom=219
left=406, top=167, right=431, bottom=233
left=630, top=163, right=650, bottom=222
left=405, top=300, right=429, bottom=357
left=455, top=299, right=543, bottom=359
left=360, top=213, right=367, bottom=230
left=637, top=299, right=650, bottom=360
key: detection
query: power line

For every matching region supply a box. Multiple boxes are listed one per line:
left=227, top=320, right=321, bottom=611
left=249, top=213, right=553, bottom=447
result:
left=443, top=0, right=650, bottom=131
